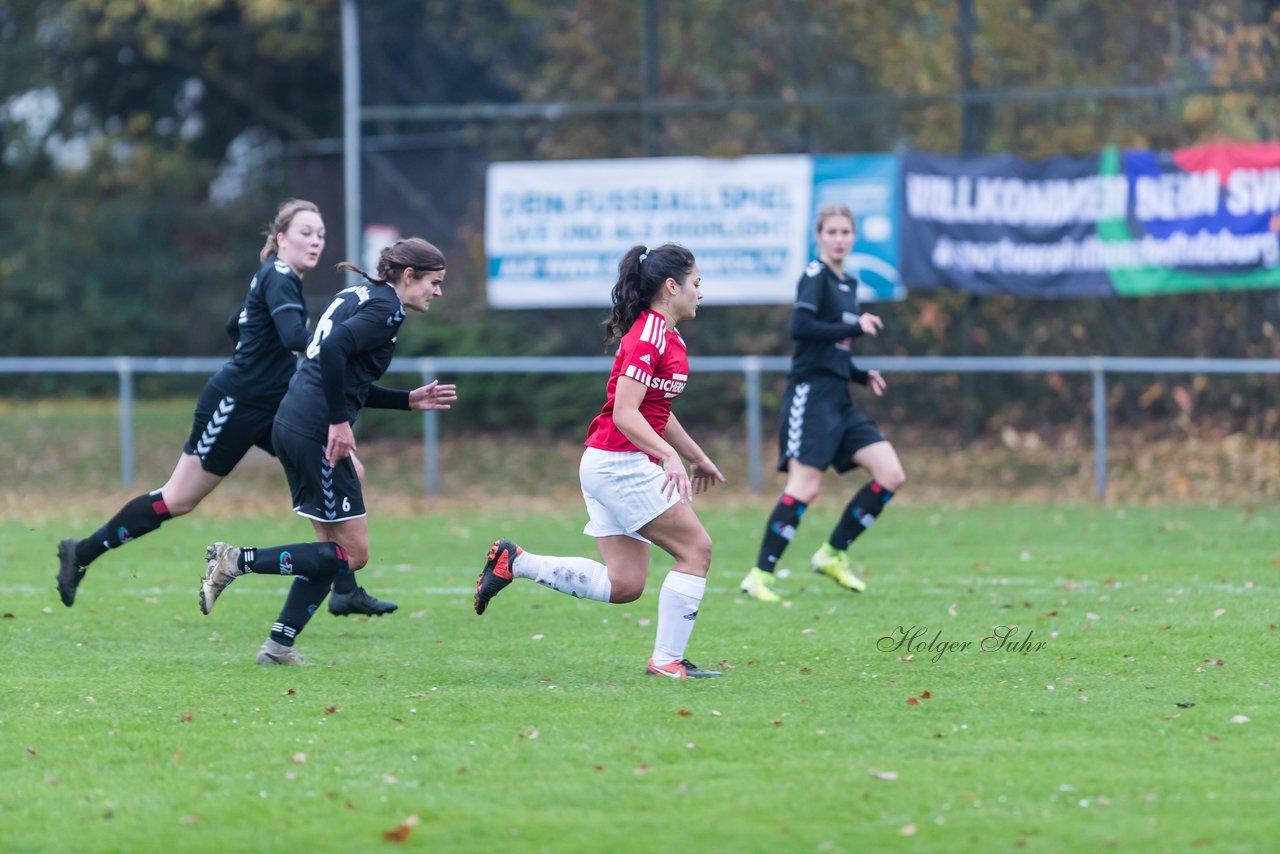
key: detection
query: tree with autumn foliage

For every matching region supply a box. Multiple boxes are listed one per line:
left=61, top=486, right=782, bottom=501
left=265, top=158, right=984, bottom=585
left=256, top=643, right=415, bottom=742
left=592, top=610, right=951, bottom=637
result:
left=3, top=0, right=1280, bottom=436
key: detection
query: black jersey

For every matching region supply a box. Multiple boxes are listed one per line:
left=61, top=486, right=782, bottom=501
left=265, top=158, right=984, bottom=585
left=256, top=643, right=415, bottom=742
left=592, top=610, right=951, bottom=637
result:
left=274, top=282, right=406, bottom=442
left=787, top=259, right=866, bottom=383
left=209, top=256, right=309, bottom=408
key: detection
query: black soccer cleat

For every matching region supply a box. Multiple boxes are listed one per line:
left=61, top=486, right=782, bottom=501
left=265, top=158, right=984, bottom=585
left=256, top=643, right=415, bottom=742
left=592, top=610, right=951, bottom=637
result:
left=474, top=539, right=521, bottom=615
left=328, top=586, right=398, bottom=616
left=57, top=538, right=87, bottom=607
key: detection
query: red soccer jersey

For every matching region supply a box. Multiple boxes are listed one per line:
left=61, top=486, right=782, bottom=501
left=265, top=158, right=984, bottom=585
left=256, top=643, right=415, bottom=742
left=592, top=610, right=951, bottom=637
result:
left=584, top=309, right=689, bottom=458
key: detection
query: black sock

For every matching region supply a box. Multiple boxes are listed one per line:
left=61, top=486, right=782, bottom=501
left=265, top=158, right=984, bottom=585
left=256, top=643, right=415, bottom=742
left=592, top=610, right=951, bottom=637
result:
left=829, top=482, right=894, bottom=550
left=331, top=566, right=357, bottom=595
left=754, top=494, right=808, bottom=572
left=254, top=542, right=348, bottom=646
left=75, top=491, right=173, bottom=567
left=239, top=542, right=348, bottom=577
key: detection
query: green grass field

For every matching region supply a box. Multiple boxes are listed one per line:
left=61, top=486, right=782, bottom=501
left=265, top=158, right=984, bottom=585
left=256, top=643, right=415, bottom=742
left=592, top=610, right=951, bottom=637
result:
left=1, top=495, right=1275, bottom=852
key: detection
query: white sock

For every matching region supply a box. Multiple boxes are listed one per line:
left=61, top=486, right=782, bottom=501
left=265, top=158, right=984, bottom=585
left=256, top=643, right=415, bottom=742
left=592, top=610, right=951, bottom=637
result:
left=512, top=550, right=612, bottom=602
left=651, top=570, right=706, bottom=666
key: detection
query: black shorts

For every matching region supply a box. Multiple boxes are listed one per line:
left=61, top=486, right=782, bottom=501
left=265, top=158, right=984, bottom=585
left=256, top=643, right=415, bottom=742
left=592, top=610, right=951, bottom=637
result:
left=271, top=420, right=366, bottom=522
left=183, top=382, right=277, bottom=477
left=776, top=375, right=886, bottom=473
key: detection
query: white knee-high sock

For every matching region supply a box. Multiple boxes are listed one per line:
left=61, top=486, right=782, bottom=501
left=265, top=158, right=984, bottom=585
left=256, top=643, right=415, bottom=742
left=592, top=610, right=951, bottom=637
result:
left=512, top=550, right=612, bottom=602
left=652, top=570, right=706, bottom=666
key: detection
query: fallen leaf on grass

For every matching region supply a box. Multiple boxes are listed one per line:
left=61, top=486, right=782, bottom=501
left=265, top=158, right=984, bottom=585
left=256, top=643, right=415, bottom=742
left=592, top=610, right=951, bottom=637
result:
left=634, top=764, right=648, bottom=775
left=899, top=824, right=917, bottom=836
left=324, top=706, right=338, bottom=715
left=180, top=711, right=194, bottom=722
left=518, top=726, right=539, bottom=739
left=170, top=752, right=183, bottom=763
left=291, top=753, right=307, bottom=764
left=677, top=709, right=693, bottom=717
left=1176, top=702, right=1196, bottom=709
left=898, top=655, right=914, bottom=662
left=771, top=719, right=783, bottom=726
left=410, top=610, right=427, bottom=619
left=906, top=696, right=919, bottom=705
left=25, top=746, right=37, bottom=756
left=1212, top=609, right=1226, bottom=619
left=382, top=815, right=420, bottom=843
left=282, top=689, right=295, bottom=696
left=921, top=691, right=932, bottom=700
left=868, top=768, right=898, bottom=781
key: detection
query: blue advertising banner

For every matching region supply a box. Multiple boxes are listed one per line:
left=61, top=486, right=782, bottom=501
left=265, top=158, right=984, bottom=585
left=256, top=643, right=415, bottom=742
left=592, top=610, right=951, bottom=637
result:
left=812, top=154, right=904, bottom=302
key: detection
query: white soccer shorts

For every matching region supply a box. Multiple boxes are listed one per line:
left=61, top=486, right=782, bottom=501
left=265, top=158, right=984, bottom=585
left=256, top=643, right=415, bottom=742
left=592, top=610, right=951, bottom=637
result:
left=578, top=446, right=680, bottom=540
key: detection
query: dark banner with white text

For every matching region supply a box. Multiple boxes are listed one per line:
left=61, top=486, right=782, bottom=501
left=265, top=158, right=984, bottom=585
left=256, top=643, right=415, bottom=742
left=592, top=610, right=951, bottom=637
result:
left=901, top=144, right=1280, bottom=297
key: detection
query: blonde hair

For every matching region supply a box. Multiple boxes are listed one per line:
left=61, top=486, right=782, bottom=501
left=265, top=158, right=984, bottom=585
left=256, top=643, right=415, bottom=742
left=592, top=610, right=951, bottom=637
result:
left=259, top=199, right=322, bottom=261
left=814, top=202, right=855, bottom=235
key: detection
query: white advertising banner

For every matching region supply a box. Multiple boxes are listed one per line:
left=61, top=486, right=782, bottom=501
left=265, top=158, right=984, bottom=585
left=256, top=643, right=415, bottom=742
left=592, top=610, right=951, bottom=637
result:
left=485, top=155, right=814, bottom=307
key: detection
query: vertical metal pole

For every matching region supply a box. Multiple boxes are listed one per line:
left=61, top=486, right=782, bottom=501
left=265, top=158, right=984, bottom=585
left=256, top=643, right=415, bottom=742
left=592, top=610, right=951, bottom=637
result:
left=118, top=358, right=135, bottom=487
left=341, top=0, right=362, bottom=276
left=956, top=0, right=980, bottom=446
left=744, top=357, right=763, bottom=492
left=642, top=0, right=661, bottom=156
left=957, top=0, right=981, bottom=155
left=421, top=364, right=439, bottom=496
left=1092, top=364, right=1108, bottom=499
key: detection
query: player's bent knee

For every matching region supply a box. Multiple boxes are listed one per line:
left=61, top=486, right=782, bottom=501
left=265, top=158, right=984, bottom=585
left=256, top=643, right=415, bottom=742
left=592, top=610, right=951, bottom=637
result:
left=611, top=582, right=645, bottom=604
left=882, top=469, right=906, bottom=492
left=678, top=533, right=713, bottom=575
left=338, top=544, right=370, bottom=570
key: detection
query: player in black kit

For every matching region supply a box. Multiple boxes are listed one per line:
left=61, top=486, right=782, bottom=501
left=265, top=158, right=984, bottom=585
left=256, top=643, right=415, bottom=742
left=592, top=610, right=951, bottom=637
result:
left=54, top=201, right=371, bottom=607
left=197, top=238, right=458, bottom=665
left=740, top=203, right=906, bottom=603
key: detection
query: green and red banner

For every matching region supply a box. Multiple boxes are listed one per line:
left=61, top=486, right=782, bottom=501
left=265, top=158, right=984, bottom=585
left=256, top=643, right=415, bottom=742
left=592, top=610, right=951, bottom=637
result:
left=901, top=143, right=1280, bottom=297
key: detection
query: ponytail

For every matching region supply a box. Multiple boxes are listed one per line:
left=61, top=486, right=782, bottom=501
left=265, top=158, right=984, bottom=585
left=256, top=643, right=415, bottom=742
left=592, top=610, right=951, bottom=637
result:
left=335, top=237, right=445, bottom=286
left=603, top=243, right=696, bottom=346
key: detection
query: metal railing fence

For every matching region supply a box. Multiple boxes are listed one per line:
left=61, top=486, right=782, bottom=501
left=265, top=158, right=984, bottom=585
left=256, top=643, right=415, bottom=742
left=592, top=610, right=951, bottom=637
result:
left=4, top=355, right=1279, bottom=498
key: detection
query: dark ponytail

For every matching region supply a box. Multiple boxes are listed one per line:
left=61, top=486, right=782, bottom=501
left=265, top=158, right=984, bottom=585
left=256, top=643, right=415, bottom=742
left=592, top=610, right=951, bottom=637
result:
left=335, top=237, right=445, bottom=286
left=603, top=243, right=696, bottom=346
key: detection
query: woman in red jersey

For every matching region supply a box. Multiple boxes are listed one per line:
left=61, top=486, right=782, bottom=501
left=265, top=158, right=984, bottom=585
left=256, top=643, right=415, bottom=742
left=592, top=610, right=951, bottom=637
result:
left=474, top=243, right=727, bottom=679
